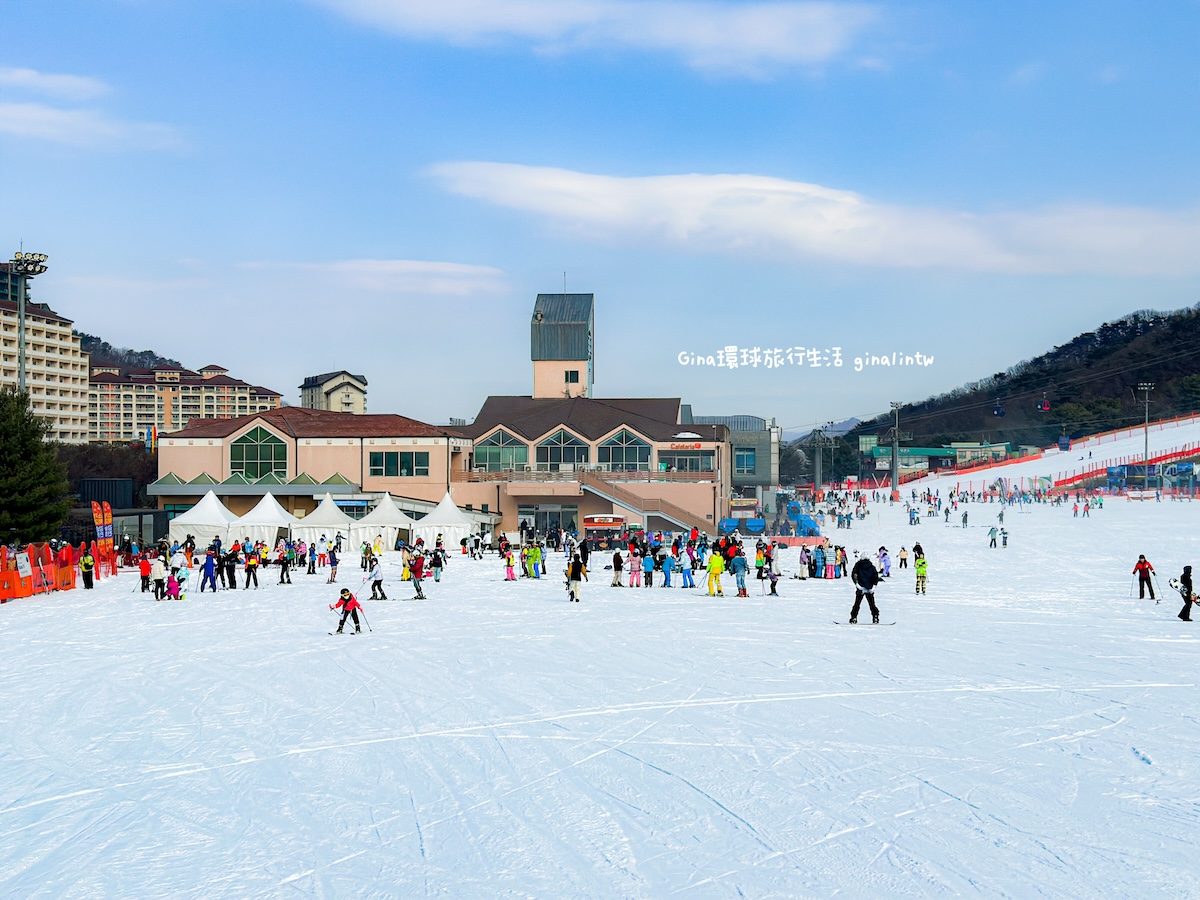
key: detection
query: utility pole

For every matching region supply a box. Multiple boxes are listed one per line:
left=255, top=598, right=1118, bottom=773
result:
left=1138, top=382, right=1154, bottom=492
left=883, top=402, right=912, bottom=501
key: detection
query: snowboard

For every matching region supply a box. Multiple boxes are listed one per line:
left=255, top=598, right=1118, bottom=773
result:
left=833, top=621, right=896, bottom=626
left=1168, top=578, right=1196, bottom=601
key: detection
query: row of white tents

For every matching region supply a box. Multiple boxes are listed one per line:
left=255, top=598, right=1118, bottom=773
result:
left=167, top=491, right=477, bottom=550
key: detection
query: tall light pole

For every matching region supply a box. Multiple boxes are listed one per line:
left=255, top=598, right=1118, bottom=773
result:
left=1138, top=382, right=1154, bottom=492
left=7, top=251, right=50, bottom=392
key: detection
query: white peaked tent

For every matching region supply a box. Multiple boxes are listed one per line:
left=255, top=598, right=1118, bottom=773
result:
left=350, top=493, right=416, bottom=552
left=291, top=493, right=354, bottom=546
left=168, top=490, right=239, bottom=545
left=229, top=493, right=299, bottom=546
left=411, top=492, right=474, bottom=549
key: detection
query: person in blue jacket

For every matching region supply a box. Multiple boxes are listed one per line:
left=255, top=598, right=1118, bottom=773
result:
left=642, top=550, right=655, bottom=587
left=730, top=549, right=750, bottom=597
left=661, top=552, right=675, bottom=587
left=198, top=549, right=219, bottom=593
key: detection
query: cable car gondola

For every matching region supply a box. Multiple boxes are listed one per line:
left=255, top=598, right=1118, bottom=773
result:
left=992, top=399, right=1006, bottom=417
left=1037, top=393, right=1051, bottom=413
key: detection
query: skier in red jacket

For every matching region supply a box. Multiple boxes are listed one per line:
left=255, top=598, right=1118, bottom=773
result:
left=1132, top=554, right=1156, bottom=600
left=330, top=588, right=361, bottom=633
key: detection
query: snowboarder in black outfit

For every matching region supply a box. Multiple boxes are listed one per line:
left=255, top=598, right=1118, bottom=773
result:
left=850, top=556, right=881, bottom=624
left=1178, top=566, right=1194, bottom=621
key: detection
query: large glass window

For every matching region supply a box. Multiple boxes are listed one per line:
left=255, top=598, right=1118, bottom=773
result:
left=658, top=450, right=715, bottom=472
left=230, top=426, right=287, bottom=479
left=369, top=451, right=429, bottom=477
left=474, top=430, right=529, bottom=472
left=735, top=447, right=757, bottom=475
left=598, top=429, right=651, bottom=471
left=536, top=430, right=590, bottom=471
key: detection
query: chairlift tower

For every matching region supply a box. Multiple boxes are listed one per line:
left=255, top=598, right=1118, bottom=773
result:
left=884, top=402, right=912, bottom=500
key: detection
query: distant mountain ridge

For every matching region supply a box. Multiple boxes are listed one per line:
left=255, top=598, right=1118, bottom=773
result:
left=849, top=305, right=1200, bottom=455
left=76, top=332, right=181, bottom=372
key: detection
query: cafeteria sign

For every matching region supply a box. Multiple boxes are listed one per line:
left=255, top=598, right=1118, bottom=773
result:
left=670, top=442, right=702, bottom=450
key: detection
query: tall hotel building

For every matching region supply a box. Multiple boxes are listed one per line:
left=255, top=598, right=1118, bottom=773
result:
left=0, top=262, right=90, bottom=443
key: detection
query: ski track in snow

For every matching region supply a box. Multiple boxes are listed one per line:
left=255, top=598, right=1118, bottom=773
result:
left=2, top=500, right=1200, bottom=897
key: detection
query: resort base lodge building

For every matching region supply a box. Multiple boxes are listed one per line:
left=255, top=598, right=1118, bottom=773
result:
left=151, top=294, right=767, bottom=534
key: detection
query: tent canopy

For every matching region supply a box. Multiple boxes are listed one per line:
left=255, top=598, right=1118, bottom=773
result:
left=167, top=490, right=238, bottom=545
left=350, top=493, right=417, bottom=552
left=230, top=493, right=299, bottom=546
left=411, top=492, right=475, bottom=549
left=292, top=493, right=354, bottom=545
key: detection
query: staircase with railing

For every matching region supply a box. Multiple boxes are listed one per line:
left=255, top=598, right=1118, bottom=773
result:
left=577, top=472, right=713, bottom=533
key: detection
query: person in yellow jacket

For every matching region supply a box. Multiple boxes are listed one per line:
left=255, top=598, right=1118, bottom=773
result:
left=706, top=551, right=725, bottom=596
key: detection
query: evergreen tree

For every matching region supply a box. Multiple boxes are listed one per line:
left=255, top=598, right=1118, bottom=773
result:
left=0, top=387, right=71, bottom=543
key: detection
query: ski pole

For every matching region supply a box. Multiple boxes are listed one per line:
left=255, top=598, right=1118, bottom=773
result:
left=1129, top=575, right=1135, bottom=597
left=356, top=600, right=372, bottom=632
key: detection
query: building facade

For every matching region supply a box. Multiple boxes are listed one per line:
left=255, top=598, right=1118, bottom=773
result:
left=300, top=371, right=368, bottom=414
left=0, top=271, right=90, bottom=443
left=151, top=292, right=744, bottom=535
left=683, top=410, right=782, bottom=497
left=89, top=363, right=282, bottom=444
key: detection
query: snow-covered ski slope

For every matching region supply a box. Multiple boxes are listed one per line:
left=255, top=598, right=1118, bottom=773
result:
left=909, top=413, right=1200, bottom=491
left=2, top=499, right=1198, bottom=897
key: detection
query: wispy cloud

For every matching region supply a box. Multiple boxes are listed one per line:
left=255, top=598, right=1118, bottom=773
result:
left=312, top=0, right=880, bottom=75
left=1007, top=61, right=1046, bottom=87
left=428, top=161, right=1200, bottom=275
left=243, top=259, right=508, bottom=295
left=0, top=102, right=180, bottom=150
left=0, top=66, right=109, bottom=101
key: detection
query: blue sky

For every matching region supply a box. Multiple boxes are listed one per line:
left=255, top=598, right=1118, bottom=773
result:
left=3, top=0, right=1198, bottom=434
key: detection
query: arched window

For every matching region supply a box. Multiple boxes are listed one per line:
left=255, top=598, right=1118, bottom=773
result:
left=536, top=429, right=590, bottom=472
left=597, top=429, right=651, bottom=471
left=230, top=426, right=287, bottom=479
left=475, top=429, right=529, bottom=472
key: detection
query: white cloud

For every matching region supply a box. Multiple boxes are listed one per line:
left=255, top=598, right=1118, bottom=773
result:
left=1007, top=61, right=1046, bottom=87
left=428, top=161, right=1200, bottom=275
left=0, top=102, right=180, bottom=150
left=0, top=66, right=109, bottom=101
left=243, top=259, right=508, bottom=295
left=312, top=0, right=879, bottom=74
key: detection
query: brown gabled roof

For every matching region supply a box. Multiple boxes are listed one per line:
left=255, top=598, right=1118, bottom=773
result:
left=167, top=406, right=451, bottom=439
left=249, top=385, right=282, bottom=398
left=464, top=396, right=727, bottom=443
left=0, top=298, right=73, bottom=326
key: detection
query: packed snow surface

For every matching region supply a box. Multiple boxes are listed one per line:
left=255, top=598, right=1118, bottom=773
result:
left=2, top=499, right=1198, bottom=897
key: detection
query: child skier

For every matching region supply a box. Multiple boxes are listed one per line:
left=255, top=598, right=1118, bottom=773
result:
left=915, top=555, right=928, bottom=594
left=330, top=588, right=362, bottom=633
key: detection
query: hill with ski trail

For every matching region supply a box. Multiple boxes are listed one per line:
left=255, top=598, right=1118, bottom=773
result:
left=909, top=412, right=1200, bottom=491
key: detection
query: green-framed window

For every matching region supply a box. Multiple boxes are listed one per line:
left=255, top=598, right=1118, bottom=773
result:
left=536, top=429, right=589, bottom=471
left=369, top=451, right=429, bottom=477
left=597, top=429, right=651, bottom=472
left=475, top=430, right=529, bottom=472
left=230, top=426, right=287, bottom=479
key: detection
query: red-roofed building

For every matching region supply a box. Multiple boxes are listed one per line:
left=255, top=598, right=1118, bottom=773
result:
left=88, top=362, right=282, bottom=443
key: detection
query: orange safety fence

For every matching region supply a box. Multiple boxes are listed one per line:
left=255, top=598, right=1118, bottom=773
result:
left=0, top=540, right=104, bottom=602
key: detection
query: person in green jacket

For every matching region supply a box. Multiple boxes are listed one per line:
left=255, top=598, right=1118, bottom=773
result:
left=80, top=551, right=96, bottom=589
left=915, top=556, right=928, bottom=595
